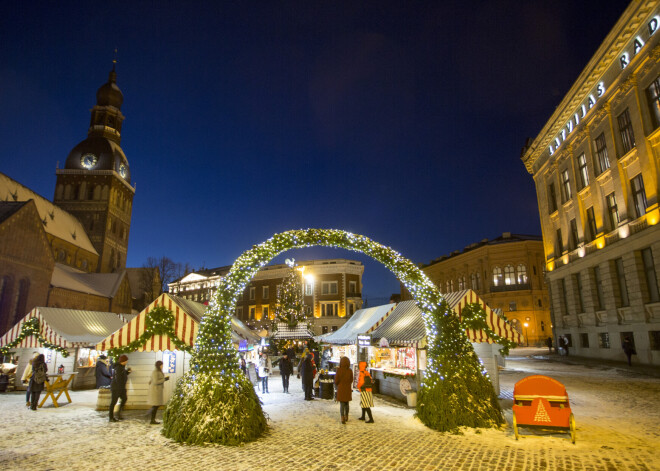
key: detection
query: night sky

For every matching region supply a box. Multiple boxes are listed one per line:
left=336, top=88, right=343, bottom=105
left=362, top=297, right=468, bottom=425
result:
left=1, top=1, right=630, bottom=302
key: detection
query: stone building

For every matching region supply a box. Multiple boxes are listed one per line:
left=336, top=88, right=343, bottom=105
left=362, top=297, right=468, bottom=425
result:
left=418, top=233, right=551, bottom=346
left=521, top=2, right=660, bottom=364
left=0, top=66, right=141, bottom=334
left=169, top=259, right=364, bottom=335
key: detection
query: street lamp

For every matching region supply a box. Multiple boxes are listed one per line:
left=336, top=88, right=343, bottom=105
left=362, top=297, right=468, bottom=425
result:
left=523, top=322, right=529, bottom=347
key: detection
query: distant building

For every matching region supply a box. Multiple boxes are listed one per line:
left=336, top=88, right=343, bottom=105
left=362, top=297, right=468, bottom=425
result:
left=521, top=3, right=660, bottom=364
left=417, top=233, right=551, bottom=346
left=0, top=66, right=143, bottom=334
left=168, top=259, right=364, bottom=335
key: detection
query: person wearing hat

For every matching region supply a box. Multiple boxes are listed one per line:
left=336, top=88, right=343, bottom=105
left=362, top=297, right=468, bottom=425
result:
left=95, top=355, right=112, bottom=388
left=109, top=354, right=131, bottom=422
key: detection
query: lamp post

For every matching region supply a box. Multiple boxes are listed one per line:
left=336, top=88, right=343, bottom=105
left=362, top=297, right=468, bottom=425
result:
left=523, top=322, right=529, bottom=347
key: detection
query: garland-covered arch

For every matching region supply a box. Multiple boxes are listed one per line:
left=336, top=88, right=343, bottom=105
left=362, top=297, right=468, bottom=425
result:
left=162, top=229, right=504, bottom=445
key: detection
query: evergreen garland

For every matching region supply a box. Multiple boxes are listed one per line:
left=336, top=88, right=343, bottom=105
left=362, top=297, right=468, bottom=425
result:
left=0, top=317, right=70, bottom=357
left=162, top=228, right=505, bottom=445
left=106, top=306, right=193, bottom=358
left=460, top=302, right=518, bottom=356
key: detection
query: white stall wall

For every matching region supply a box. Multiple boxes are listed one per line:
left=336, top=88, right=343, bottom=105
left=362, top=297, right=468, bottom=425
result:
left=12, top=347, right=76, bottom=390
left=122, top=350, right=190, bottom=409
left=472, top=342, right=499, bottom=395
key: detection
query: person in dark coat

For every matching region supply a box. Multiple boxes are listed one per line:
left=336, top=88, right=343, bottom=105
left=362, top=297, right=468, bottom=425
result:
left=95, top=355, right=112, bottom=388
left=279, top=353, right=293, bottom=393
left=622, top=336, right=636, bottom=366
left=334, top=356, right=353, bottom=424
left=109, top=354, right=131, bottom=422
left=299, top=352, right=315, bottom=400
left=239, top=357, right=248, bottom=376
left=28, top=354, right=48, bottom=411
left=546, top=337, right=553, bottom=354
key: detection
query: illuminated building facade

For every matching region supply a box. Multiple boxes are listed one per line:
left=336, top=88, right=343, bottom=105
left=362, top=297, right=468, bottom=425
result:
left=419, top=233, right=551, bottom=345
left=168, top=258, right=364, bottom=335
left=521, top=2, right=660, bottom=364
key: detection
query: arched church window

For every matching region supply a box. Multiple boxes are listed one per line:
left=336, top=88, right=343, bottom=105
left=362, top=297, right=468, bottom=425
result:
left=492, top=267, right=503, bottom=286
left=517, top=264, right=528, bottom=284
left=504, top=265, right=515, bottom=285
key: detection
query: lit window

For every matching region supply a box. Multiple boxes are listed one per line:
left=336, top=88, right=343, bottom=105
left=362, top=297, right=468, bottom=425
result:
left=263, top=305, right=270, bottom=319
left=321, top=302, right=339, bottom=316
left=492, top=267, right=503, bottom=286
left=504, top=265, right=515, bottom=285
left=305, top=283, right=313, bottom=296
left=647, top=75, right=660, bottom=129
left=516, top=265, right=527, bottom=284
left=577, top=153, right=589, bottom=189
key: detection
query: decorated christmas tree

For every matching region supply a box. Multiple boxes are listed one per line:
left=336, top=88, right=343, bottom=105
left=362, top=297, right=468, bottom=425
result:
left=273, top=259, right=306, bottom=329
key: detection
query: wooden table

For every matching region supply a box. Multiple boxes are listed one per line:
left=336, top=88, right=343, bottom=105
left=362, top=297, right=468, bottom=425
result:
left=39, top=372, right=77, bottom=408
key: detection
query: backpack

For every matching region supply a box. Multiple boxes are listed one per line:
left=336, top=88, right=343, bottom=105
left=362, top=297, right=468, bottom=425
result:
left=33, top=365, right=47, bottom=384
left=361, top=373, right=373, bottom=391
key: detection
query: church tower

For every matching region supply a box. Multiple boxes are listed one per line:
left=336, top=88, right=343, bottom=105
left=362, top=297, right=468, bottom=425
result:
left=53, top=65, right=135, bottom=273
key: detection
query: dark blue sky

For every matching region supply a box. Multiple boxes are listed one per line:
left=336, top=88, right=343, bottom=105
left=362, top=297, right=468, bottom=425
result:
left=0, top=1, right=629, bottom=301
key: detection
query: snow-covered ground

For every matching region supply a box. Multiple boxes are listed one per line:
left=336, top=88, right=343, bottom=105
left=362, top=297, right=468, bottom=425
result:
left=1, top=348, right=658, bottom=470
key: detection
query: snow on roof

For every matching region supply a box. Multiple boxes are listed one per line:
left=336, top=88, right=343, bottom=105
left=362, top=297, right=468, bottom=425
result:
left=51, top=263, right=126, bottom=298
left=0, top=172, right=97, bottom=255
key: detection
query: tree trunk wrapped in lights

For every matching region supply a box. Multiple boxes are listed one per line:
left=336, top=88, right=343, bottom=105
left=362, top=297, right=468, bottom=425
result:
left=162, top=229, right=505, bottom=445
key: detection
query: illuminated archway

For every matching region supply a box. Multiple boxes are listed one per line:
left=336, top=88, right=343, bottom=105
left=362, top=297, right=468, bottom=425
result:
left=163, top=229, right=503, bottom=445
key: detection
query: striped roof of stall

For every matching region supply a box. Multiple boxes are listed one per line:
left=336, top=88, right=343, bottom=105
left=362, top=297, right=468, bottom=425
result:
left=95, top=293, right=261, bottom=352
left=369, top=290, right=524, bottom=347
left=0, top=307, right=130, bottom=349
left=321, top=303, right=396, bottom=345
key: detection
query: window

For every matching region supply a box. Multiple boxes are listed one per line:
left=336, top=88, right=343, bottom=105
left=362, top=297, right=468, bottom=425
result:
left=348, top=302, right=356, bottom=316
left=504, top=265, right=515, bottom=285
left=236, top=306, right=243, bottom=319
left=606, top=193, right=619, bottom=230
left=509, top=301, right=517, bottom=311
left=647, top=75, right=660, bottom=128
left=249, top=306, right=256, bottom=319
left=516, top=265, right=527, bottom=284
left=630, top=174, right=648, bottom=218
left=650, top=331, right=660, bottom=350
left=321, top=281, right=338, bottom=295
left=332, top=326, right=338, bottom=332
left=348, top=281, right=357, bottom=294
left=471, top=272, right=481, bottom=290
left=321, top=302, right=339, bottom=316
left=577, top=153, right=589, bottom=189
left=642, top=248, right=660, bottom=303
left=560, top=278, right=569, bottom=315
left=594, top=133, right=610, bottom=174
left=249, top=287, right=255, bottom=301
left=598, top=332, right=610, bottom=348
left=556, top=228, right=563, bottom=257
left=263, top=305, right=269, bottom=319
left=305, top=283, right=313, bottom=296
left=492, top=267, right=503, bottom=286
left=458, top=276, right=466, bottom=290
left=580, top=333, right=589, bottom=348
left=617, top=108, right=635, bottom=154
left=615, top=258, right=629, bottom=307
left=561, top=169, right=572, bottom=202
left=586, top=207, right=597, bottom=242
left=569, top=219, right=579, bottom=250
left=262, top=286, right=269, bottom=299
left=593, top=266, right=605, bottom=310
left=322, top=326, right=329, bottom=334
left=575, top=273, right=584, bottom=313
left=548, top=182, right=558, bottom=213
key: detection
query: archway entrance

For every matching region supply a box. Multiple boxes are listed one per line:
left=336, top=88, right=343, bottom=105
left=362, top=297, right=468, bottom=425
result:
left=163, top=229, right=504, bottom=445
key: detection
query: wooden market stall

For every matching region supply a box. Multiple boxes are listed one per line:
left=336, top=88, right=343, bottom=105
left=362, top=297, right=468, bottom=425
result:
left=0, top=307, right=131, bottom=391
left=95, top=293, right=260, bottom=409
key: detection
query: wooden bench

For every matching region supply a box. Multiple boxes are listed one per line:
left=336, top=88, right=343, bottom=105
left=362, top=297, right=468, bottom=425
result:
left=39, top=373, right=77, bottom=408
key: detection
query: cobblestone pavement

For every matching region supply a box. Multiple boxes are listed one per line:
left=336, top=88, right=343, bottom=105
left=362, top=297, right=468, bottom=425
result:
left=1, top=350, right=659, bottom=471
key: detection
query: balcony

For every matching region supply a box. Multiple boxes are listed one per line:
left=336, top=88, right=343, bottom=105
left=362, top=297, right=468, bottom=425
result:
left=490, top=282, right=531, bottom=293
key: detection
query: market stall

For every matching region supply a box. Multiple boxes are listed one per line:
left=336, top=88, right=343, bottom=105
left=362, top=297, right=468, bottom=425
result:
left=95, top=293, right=260, bottom=409
left=0, top=307, right=131, bottom=391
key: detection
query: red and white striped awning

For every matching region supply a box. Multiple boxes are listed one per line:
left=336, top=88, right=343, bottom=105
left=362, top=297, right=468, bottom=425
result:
left=96, top=293, right=199, bottom=352
left=0, top=307, right=128, bottom=350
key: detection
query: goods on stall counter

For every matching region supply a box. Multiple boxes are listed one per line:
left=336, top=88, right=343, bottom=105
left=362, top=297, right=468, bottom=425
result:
left=399, top=378, right=412, bottom=396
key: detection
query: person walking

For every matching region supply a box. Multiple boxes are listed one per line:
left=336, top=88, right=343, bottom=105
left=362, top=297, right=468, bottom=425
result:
left=357, top=361, right=374, bottom=423
left=546, top=337, right=553, bottom=354
left=622, top=336, right=636, bottom=366
left=147, top=360, right=169, bottom=424
left=562, top=336, right=570, bottom=356
left=334, top=356, right=353, bottom=424
left=299, top=352, right=315, bottom=400
left=28, top=354, right=48, bottom=411
left=279, top=353, right=292, bottom=393
left=95, top=355, right=112, bottom=388
left=239, top=357, right=248, bottom=376
left=258, top=353, right=272, bottom=394
left=109, top=354, right=131, bottom=422
left=21, top=352, right=39, bottom=408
